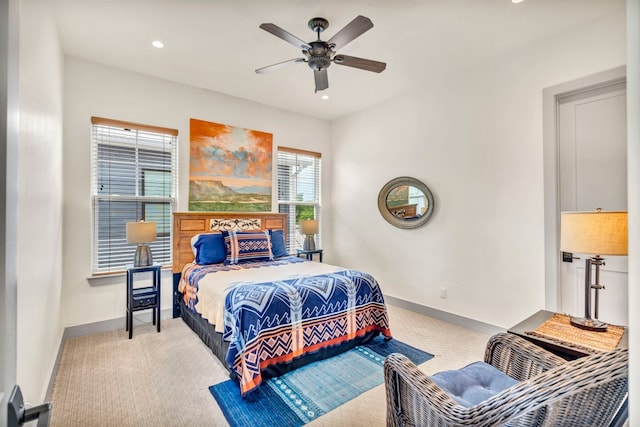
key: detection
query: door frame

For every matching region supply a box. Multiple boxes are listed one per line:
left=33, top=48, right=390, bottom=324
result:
left=543, top=66, right=627, bottom=311
left=1, top=0, right=19, bottom=423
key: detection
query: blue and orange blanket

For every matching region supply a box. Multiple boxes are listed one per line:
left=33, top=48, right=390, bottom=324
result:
left=181, top=257, right=392, bottom=395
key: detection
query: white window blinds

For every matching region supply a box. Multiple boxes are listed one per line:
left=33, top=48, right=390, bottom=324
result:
left=91, top=117, right=178, bottom=274
left=277, top=147, right=322, bottom=252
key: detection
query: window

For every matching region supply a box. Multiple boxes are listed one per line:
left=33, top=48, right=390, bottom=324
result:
left=91, top=117, right=178, bottom=274
left=277, top=147, right=322, bottom=253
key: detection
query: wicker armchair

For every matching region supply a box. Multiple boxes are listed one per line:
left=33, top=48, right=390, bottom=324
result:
left=384, top=332, right=628, bottom=427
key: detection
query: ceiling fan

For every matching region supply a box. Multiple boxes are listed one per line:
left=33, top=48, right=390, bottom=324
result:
left=256, top=15, right=386, bottom=93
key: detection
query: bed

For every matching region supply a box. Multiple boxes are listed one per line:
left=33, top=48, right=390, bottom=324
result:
left=172, top=212, right=392, bottom=396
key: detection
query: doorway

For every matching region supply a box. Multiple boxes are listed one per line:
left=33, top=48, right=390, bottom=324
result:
left=543, top=66, right=628, bottom=324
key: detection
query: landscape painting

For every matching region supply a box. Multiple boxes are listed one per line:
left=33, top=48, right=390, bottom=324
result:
left=189, top=118, right=272, bottom=211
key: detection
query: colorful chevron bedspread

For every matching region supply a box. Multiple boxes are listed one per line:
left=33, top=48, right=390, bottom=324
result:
left=181, top=257, right=392, bottom=396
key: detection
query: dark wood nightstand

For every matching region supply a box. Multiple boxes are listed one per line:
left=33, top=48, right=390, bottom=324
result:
left=126, top=265, right=161, bottom=339
left=508, top=310, right=628, bottom=360
left=296, top=248, right=323, bottom=262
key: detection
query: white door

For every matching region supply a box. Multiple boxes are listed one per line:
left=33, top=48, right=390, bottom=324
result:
left=558, top=81, right=628, bottom=326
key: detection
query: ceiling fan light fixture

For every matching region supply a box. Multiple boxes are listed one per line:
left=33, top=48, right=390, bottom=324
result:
left=256, top=15, right=386, bottom=92
left=308, top=55, right=331, bottom=71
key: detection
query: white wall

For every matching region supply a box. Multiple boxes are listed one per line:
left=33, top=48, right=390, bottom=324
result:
left=17, top=0, right=64, bottom=402
left=330, top=11, right=626, bottom=328
left=62, top=58, right=331, bottom=326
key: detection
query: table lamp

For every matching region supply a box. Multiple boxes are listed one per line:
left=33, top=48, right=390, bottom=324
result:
left=300, top=219, right=318, bottom=251
left=126, top=221, right=157, bottom=267
left=560, top=209, right=627, bottom=332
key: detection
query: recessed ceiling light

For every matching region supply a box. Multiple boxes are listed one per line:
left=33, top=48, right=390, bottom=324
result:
left=512, top=0, right=524, bottom=3
left=321, top=95, right=329, bottom=100
left=152, top=40, right=164, bottom=49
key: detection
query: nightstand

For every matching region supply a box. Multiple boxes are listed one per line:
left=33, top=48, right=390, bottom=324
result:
left=508, top=309, right=629, bottom=425
left=296, top=248, right=323, bottom=262
left=507, top=310, right=628, bottom=360
left=126, top=265, right=161, bottom=339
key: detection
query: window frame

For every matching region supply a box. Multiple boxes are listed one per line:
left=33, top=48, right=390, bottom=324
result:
left=90, top=117, right=178, bottom=275
left=276, top=146, right=322, bottom=253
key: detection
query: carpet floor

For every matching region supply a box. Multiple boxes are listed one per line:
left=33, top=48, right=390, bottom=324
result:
left=49, top=304, right=490, bottom=426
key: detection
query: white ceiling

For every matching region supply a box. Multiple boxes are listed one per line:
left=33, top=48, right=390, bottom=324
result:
left=51, top=0, right=624, bottom=121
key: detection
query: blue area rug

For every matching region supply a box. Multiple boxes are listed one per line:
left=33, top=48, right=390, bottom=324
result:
left=209, top=336, right=433, bottom=427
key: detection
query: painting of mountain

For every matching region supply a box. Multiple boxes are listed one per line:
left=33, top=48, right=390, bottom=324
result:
left=189, top=118, right=272, bottom=211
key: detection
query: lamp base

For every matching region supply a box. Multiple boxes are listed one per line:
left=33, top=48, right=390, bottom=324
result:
left=570, top=316, right=608, bottom=332
left=303, top=235, right=316, bottom=251
left=134, top=244, right=153, bottom=267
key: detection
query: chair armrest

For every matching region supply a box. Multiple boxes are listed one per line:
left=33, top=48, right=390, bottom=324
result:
left=481, top=346, right=628, bottom=426
left=384, top=347, right=628, bottom=427
left=484, top=332, right=567, bottom=381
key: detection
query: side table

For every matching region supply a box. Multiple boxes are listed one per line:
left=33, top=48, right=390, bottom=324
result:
left=508, top=309, right=629, bottom=426
left=296, top=248, right=323, bottom=262
left=507, top=310, right=628, bottom=360
left=126, top=265, right=161, bottom=339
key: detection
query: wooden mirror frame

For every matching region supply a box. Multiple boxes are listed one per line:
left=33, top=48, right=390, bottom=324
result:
left=378, top=177, right=435, bottom=229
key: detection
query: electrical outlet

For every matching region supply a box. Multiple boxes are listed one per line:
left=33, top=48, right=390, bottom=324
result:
left=439, top=287, right=447, bottom=299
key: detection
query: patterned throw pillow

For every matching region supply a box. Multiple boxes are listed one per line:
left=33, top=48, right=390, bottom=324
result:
left=222, top=230, right=274, bottom=265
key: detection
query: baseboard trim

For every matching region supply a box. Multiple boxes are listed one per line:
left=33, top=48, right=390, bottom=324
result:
left=44, top=330, right=65, bottom=402
left=45, top=308, right=173, bottom=401
left=384, top=295, right=505, bottom=336
left=61, top=309, right=173, bottom=340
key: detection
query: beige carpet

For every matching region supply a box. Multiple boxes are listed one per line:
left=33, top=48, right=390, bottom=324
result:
left=49, top=304, right=491, bottom=426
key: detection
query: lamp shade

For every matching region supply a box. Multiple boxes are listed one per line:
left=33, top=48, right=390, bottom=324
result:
left=560, top=211, right=627, bottom=256
left=300, top=219, right=318, bottom=235
left=126, top=221, right=157, bottom=244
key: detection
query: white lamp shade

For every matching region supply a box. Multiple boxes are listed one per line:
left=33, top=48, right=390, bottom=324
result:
left=300, top=219, right=318, bottom=235
left=126, top=221, right=157, bottom=244
left=560, top=211, right=627, bottom=256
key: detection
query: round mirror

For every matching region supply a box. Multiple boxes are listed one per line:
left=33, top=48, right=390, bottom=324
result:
left=378, top=177, right=435, bottom=229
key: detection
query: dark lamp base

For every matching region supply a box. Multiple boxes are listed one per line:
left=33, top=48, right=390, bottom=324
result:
left=134, top=244, right=153, bottom=267
left=570, top=316, right=608, bottom=332
left=303, top=235, right=316, bottom=251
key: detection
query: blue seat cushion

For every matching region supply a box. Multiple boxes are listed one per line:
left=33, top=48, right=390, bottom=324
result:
left=429, top=361, right=518, bottom=407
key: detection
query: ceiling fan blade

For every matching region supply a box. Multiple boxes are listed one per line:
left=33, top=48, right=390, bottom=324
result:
left=333, top=54, right=386, bottom=73
left=314, top=69, right=329, bottom=92
left=255, top=58, right=304, bottom=74
left=259, top=23, right=311, bottom=50
left=327, top=15, right=373, bottom=50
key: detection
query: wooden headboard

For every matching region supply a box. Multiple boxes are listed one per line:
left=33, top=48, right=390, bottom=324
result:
left=172, top=211, right=288, bottom=273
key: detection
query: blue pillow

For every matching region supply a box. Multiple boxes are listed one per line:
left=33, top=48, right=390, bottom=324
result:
left=429, top=361, right=518, bottom=407
left=191, top=233, right=226, bottom=265
left=269, top=229, right=289, bottom=258
left=222, top=230, right=273, bottom=265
